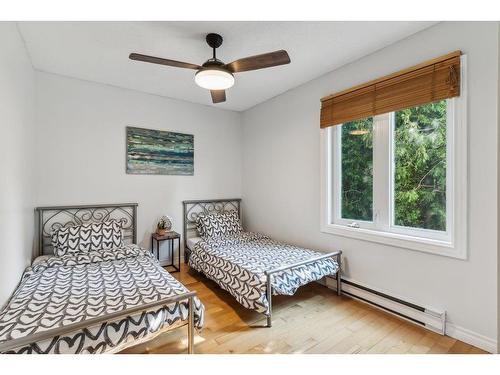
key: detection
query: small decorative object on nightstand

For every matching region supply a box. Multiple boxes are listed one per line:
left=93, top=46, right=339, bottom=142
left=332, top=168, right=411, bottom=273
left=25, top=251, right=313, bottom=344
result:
left=156, top=215, right=173, bottom=236
left=151, top=230, right=180, bottom=273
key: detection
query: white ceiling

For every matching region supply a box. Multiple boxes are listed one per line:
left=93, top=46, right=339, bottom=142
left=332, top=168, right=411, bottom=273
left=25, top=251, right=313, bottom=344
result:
left=18, top=21, right=436, bottom=112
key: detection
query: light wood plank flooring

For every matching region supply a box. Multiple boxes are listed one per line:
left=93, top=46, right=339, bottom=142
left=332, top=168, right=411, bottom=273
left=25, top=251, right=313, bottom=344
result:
left=121, top=264, right=487, bottom=354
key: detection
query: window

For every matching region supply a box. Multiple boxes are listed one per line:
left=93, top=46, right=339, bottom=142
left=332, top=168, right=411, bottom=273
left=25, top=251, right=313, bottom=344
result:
left=393, top=101, right=447, bottom=232
left=321, top=58, right=467, bottom=258
left=333, top=100, right=450, bottom=237
left=340, top=118, right=373, bottom=222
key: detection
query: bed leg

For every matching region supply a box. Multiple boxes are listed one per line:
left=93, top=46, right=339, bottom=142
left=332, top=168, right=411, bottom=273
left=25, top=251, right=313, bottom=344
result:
left=188, top=296, right=194, bottom=354
left=266, top=273, right=272, bottom=327
left=336, top=254, right=342, bottom=296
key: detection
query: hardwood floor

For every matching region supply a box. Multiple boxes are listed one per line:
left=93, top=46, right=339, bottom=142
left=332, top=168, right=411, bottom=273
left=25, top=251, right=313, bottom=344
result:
left=121, top=264, right=487, bottom=354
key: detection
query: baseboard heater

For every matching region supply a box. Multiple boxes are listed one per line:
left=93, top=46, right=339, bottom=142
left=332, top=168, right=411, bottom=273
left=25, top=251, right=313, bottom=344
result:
left=323, top=276, right=446, bottom=335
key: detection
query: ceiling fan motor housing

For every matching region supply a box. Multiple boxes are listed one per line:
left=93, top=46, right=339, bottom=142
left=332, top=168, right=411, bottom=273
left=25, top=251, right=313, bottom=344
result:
left=201, top=58, right=225, bottom=68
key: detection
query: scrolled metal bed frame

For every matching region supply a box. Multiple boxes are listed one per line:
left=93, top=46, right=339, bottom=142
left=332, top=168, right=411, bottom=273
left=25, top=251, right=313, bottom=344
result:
left=182, top=198, right=342, bottom=328
left=182, top=198, right=241, bottom=262
left=0, top=203, right=197, bottom=354
left=35, top=203, right=138, bottom=257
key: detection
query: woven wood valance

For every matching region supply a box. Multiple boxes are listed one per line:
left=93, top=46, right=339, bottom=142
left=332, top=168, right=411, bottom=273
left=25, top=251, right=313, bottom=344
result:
left=320, top=51, right=462, bottom=128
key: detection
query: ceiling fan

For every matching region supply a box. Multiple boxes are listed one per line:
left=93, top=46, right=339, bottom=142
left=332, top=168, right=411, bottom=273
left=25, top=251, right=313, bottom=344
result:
left=129, top=33, right=291, bottom=104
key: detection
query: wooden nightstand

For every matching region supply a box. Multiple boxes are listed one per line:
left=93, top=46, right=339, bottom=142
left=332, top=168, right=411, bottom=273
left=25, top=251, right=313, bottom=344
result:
left=151, top=231, right=181, bottom=273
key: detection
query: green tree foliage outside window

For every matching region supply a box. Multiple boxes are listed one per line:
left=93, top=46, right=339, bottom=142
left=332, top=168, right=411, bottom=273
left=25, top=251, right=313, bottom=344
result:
left=341, top=118, right=373, bottom=221
left=340, top=100, right=447, bottom=231
left=394, top=100, right=447, bottom=231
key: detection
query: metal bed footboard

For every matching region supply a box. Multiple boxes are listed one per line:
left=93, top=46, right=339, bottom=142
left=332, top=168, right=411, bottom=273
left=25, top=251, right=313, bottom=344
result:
left=0, top=291, right=198, bottom=354
left=264, top=250, right=342, bottom=327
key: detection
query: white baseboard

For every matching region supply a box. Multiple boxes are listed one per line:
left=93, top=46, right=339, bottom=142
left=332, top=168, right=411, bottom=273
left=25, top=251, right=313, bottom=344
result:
left=322, top=277, right=497, bottom=353
left=445, top=323, right=497, bottom=354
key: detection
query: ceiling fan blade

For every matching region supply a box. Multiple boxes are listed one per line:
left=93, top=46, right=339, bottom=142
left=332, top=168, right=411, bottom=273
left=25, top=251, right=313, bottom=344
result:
left=129, top=53, right=201, bottom=70
left=211, top=90, right=226, bottom=103
left=225, top=50, right=290, bottom=73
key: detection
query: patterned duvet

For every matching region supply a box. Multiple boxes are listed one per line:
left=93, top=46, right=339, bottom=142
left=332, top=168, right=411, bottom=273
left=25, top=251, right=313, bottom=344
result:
left=0, top=245, right=204, bottom=354
left=189, top=232, right=338, bottom=314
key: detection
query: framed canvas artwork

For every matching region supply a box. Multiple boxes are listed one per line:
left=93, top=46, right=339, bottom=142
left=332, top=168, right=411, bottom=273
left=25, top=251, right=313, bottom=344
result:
left=126, top=126, right=194, bottom=175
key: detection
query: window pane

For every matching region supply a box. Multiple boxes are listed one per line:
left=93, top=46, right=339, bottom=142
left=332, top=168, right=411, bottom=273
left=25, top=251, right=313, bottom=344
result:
left=394, top=100, right=447, bottom=231
left=341, top=118, right=373, bottom=221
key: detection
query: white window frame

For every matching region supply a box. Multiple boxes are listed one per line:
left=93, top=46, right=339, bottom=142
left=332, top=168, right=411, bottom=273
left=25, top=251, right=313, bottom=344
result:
left=320, top=55, right=467, bottom=259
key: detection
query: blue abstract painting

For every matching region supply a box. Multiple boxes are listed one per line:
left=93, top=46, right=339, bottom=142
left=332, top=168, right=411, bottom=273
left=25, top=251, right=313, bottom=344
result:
left=126, top=126, right=194, bottom=175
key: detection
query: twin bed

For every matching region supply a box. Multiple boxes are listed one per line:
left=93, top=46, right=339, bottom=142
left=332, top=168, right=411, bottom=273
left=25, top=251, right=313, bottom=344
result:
left=0, top=199, right=341, bottom=354
left=183, top=198, right=341, bottom=327
left=0, top=204, right=203, bottom=354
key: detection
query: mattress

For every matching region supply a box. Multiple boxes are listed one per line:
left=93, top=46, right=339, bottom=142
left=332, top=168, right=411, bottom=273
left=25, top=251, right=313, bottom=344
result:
left=189, top=232, right=339, bottom=314
left=187, top=236, right=202, bottom=250
left=0, top=244, right=204, bottom=354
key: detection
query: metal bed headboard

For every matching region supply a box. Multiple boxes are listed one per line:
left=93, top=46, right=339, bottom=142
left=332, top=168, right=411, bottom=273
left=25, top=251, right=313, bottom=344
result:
left=182, top=198, right=241, bottom=250
left=35, top=203, right=138, bottom=258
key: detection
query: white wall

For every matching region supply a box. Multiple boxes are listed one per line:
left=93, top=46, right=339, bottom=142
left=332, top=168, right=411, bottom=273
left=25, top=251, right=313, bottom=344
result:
left=35, top=72, right=242, bottom=263
left=0, top=23, right=36, bottom=308
left=242, top=22, right=498, bottom=349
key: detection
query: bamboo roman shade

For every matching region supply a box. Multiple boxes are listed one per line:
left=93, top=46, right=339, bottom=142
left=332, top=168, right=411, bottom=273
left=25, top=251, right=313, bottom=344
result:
left=320, top=51, right=462, bottom=128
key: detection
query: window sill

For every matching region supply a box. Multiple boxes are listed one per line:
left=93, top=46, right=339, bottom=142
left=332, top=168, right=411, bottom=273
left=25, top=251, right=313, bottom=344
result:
left=321, top=223, right=466, bottom=260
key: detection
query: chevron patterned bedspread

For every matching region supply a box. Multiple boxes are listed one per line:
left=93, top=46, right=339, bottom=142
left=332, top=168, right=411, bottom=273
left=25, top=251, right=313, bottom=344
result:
left=0, top=245, right=204, bottom=354
left=189, top=232, right=339, bottom=314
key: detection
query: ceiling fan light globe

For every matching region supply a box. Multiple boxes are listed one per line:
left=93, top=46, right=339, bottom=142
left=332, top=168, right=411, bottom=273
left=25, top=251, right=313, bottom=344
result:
left=195, top=69, right=234, bottom=90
